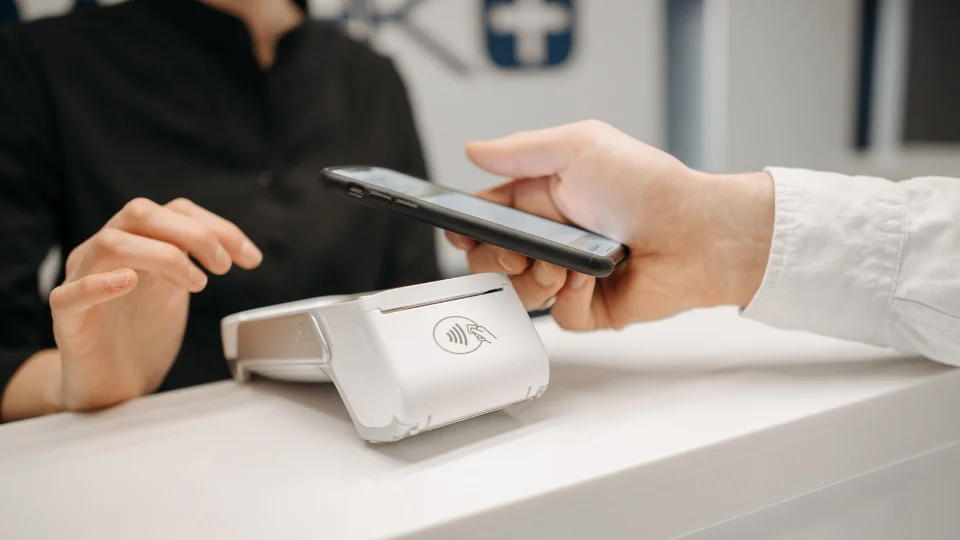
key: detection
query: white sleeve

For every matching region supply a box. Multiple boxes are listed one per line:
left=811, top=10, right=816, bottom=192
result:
left=742, top=167, right=960, bottom=367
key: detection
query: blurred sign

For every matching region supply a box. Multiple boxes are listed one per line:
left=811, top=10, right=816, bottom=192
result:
left=483, top=0, right=574, bottom=69
left=311, top=0, right=576, bottom=75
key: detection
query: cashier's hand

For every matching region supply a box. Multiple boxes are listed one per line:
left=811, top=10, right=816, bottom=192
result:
left=446, top=120, right=775, bottom=330
left=48, top=198, right=262, bottom=411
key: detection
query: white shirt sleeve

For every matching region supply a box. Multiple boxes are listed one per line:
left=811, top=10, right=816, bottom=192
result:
left=742, top=167, right=960, bottom=367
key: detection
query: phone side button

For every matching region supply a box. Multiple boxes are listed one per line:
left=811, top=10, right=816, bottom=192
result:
left=395, top=199, right=418, bottom=209
left=369, top=191, right=393, bottom=202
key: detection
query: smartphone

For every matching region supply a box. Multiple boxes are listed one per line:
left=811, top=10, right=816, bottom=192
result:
left=320, top=166, right=628, bottom=277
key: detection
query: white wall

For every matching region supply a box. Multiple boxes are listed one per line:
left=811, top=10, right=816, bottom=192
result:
left=698, top=0, right=960, bottom=181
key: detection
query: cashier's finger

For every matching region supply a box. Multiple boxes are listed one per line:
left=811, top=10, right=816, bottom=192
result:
left=165, top=198, right=263, bottom=269
left=50, top=269, right=139, bottom=317
left=467, top=243, right=530, bottom=276
left=509, top=260, right=568, bottom=311
left=550, top=273, right=599, bottom=331
left=444, top=231, right=477, bottom=251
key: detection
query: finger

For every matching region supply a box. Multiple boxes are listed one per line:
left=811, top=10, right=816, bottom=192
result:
left=87, top=228, right=208, bottom=292
left=473, top=182, right=515, bottom=205
left=49, top=269, right=138, bottom=316
left=444, top=230, right=477, bottom=251
left=510, top=261, right=568, bottom=311
left=467, top=128, right=573, bottom=179
left=466, top=122, right=588, bottom=179
left=165, top=198, right=263, bottom=269
left=467, top=243, right=530, bottom=276
left=509, top=176, right=570, bottom=223
left=551, top=273, right=599, bottom=331
left=475, top=176, right=570, bottom=228
left=107, top=198, right=232, bottom=275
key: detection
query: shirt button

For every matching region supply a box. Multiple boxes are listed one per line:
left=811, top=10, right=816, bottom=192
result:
left=258, top=170, right=274, bottom=188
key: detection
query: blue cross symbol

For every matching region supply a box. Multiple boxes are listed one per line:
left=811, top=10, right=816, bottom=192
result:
left=484, top=0, right=575, bottom=69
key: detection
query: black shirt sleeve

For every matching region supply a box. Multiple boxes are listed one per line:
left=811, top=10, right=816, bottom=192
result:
left=378, top=59, right=442, bottom=288
left=0, top=26, right=62, bottom=406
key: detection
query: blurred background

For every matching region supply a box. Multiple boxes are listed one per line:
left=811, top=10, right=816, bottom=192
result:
left=3, top=0, right=958, bottom=276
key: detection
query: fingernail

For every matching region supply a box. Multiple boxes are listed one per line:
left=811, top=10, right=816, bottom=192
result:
left=109, top=272, right=130, bottom=289
left=497, top=251, right=518, bottom=274
left=569, top=272, right=589, bottom=291
left=189, top=265, right=208, bottom=288
left=533, top=261, right=554, bottom=287
left=241, top=240, right=263, bottom=265
left=215, top=244, right=231, bottom=268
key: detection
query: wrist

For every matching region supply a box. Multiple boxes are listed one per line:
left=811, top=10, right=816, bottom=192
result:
left=695, top=171, right=775, bottom=309
left=0, top=349, right=65, bottom=422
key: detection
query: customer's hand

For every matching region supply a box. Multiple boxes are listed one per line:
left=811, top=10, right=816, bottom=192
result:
left=49, top=198, right=262, bottom=410
left=447, top=120, right=775, bottom=330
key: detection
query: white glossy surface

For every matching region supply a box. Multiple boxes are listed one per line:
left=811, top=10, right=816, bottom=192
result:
left=1, top=308, right=958, bottom=539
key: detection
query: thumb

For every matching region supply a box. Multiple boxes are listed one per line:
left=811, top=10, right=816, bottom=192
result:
left=466, top=123, right=585, bottom=179
left=50, top=269, right=138, bottom=335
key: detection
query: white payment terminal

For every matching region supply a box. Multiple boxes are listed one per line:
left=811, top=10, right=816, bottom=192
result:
left=221, top=273, right=550, bottom=443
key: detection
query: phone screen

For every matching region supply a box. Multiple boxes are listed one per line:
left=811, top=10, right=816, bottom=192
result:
left=337, top=167, right=622, bottom=256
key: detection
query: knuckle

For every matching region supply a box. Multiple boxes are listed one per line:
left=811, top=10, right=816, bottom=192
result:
left=160, top=244, right=188, bottom=269
left=579, top=118, right=608, bottom=132
left=124, top=197, right=156, bottom=221
left=76, top=276, right=97, bottom=298
left=65, top=246, right=83, bottom=273
left=223, top=223, right=245, bottom=242
left=48, top=285, right=67, bottom=310
left=575, top=119, right=613, bottom=142
left=167, top=197, right=194, bottom=211
left=187, top=228, right=218, bottom=252
left=200, top=230, right=220, bottom=251
left=94, top=228, right=125, bottom=255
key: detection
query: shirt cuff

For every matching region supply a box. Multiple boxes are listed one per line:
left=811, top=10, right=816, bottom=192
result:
left=742, top=167, right=906, bottom=344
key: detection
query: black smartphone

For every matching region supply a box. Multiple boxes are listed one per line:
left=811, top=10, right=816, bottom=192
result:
left=320, top=166, right=628, bottom=277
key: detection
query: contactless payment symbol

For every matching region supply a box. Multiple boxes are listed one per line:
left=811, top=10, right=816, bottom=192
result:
left=484, top=0, right=575, bottom=69
left=433, top=316, right=496, bottom=355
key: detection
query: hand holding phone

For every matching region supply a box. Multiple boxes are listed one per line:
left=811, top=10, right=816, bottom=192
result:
left=444, top=119, right=777, bottom=336
left=320, top=166, right=628, bottom=278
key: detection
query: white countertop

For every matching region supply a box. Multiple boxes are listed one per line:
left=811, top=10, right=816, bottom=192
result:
left=1, top=308, right=958, bottom=540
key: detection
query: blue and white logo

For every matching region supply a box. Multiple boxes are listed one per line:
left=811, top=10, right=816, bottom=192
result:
left=484, top=0, right=575, bottom=69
